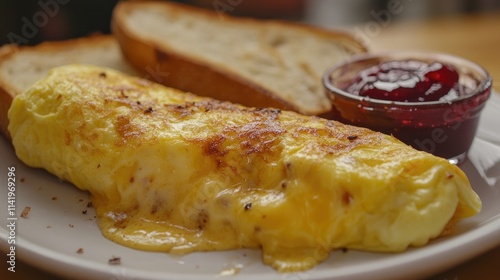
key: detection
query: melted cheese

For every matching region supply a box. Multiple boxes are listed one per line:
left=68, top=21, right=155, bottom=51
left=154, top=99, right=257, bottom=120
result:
left=8, top=65, right=481, bottom=272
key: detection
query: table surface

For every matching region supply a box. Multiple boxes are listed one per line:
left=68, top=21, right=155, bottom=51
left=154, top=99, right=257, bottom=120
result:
left=2, top=10, right=500, bottom=280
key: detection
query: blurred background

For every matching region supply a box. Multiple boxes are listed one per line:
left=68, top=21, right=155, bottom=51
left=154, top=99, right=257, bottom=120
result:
left=1, top=0, right=500, bottom=46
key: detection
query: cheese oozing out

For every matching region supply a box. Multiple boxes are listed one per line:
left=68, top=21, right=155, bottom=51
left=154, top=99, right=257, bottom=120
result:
left=8, top=65, right=481, bottom=272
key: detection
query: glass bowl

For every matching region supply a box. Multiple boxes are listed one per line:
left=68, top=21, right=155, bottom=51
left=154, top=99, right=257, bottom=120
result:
left=323, top=51, right=492, bottom=164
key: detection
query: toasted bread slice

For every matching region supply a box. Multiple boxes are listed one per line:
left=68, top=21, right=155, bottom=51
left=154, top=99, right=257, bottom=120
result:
left=112, top=1, right=366, bottom=116
left=0, top=35, right=138, bottom=139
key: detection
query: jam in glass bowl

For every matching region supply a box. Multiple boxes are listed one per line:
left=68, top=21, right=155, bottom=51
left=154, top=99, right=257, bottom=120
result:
left=323, top=51, right=492, bottom=164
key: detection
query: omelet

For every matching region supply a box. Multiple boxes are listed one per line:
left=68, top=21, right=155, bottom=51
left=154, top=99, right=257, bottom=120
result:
left=8, top=65, right=481, bottom=272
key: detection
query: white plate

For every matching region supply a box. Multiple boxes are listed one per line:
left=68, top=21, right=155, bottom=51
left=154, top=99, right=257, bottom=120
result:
left=1, top=94, right=500, bottom=280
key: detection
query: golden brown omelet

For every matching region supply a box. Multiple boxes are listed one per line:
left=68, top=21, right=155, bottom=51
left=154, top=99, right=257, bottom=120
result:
left=8, top=65, right=481, bottom=272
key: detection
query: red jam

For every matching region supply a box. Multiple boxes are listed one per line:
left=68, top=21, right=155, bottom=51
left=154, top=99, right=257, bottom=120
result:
left=324, top=56, right=492, bottom=164
left=347, top=60, right=463, bottom=102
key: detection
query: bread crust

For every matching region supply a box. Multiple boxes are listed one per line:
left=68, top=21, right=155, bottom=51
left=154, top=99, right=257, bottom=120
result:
left=112, top=1, right=367, bottom=115
left=0, top=45, right=19, bottom=141
left=0, top=35, right=128, bottom=140
left=0, top=85, right=13, bottom=140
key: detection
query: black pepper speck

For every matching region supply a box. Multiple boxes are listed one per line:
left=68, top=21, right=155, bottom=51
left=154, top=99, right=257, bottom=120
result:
left=244, top=203, right=252, bottom=211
